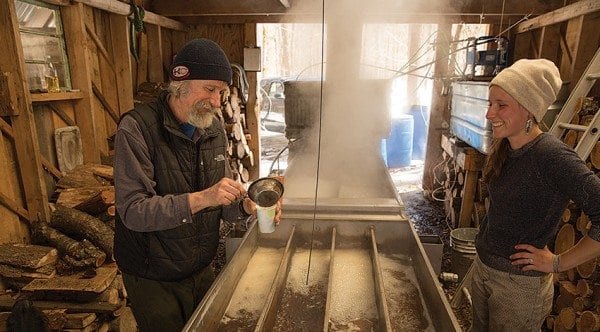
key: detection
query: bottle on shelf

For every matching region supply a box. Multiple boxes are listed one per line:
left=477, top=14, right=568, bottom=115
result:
left=45, top=57, right=60, bottom=93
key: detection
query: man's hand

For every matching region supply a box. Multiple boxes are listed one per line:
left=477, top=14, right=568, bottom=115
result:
left=243, top=198, right=282, bottom=224
left=189, top=178, right=246, bottom=214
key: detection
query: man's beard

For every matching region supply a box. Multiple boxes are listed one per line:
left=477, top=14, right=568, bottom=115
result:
left=188, top=100, right=219, bottom=129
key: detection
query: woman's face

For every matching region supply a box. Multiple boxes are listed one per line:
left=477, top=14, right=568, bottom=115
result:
left=486, top=85, right=531, bottom=142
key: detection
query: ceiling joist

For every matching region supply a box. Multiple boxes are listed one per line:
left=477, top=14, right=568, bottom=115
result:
left=516, top=0, right=600, bottom=33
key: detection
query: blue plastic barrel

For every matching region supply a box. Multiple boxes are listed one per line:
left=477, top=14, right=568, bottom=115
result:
left=386, top=115, right=414, bottom=168
left=409, top=105, right=429, bottom=160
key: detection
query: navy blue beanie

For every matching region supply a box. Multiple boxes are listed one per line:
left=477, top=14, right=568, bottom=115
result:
left=170, top=38, right=232, bottom=84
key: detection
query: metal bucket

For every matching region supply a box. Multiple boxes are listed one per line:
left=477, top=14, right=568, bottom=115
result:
left=450, top=227, right=478, bottom=281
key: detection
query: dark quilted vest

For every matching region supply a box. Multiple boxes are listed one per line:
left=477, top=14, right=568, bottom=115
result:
left=114, top=91, right=227, bottom=281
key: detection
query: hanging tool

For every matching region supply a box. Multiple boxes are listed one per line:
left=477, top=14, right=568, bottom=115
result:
left=549, top=46, right=600, bottom=160
left=128, top=0, right=146, bottom=62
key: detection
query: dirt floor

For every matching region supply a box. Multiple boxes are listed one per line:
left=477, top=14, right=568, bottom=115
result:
left=255, top=130, right=471, bottom=330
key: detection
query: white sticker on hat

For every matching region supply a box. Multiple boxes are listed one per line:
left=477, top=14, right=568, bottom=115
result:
left=172, top=65, right=189, bottom=78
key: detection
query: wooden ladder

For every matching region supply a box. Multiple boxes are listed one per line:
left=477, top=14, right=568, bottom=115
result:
left=549, top=46, right=600, bottom=160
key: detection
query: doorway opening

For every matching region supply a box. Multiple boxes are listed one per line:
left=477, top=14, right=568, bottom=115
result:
left=256, top=22, right=488, bottom=198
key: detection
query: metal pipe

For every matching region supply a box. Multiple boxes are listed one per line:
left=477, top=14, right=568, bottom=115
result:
left=369, top=227, right=393, bottom=332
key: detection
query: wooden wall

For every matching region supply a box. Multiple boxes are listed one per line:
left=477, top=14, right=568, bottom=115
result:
left=0, top=0, right=187, bottom=244
left=422, top=0, right=600, bottom=191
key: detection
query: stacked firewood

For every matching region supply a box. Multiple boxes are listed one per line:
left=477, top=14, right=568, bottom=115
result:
left=546, top=97, right=600, bottom=332
left=441, top=154, right=488, bottom=228
left=546, top=205, right=600, bottom=331
left=223, top=77, right=253, bottom=185
left=0, top=164, right=135, bottom=331
left=41, top=164, right=116, bottom=272
left=0, top=264, right=134, bottom=331
left=441, top=156, right=462, bottom=227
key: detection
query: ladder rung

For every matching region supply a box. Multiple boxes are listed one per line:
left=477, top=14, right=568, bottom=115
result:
left=558, top=123, right=588, bottom=131
left=587, top=73, right=600, bottom=80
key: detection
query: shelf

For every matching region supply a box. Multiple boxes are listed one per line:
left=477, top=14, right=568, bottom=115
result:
left=30, top=91, right=84, bottom=103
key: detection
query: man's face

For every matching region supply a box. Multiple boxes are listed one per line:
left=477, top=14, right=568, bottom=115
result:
left=180, top=80, right=228, bottom=129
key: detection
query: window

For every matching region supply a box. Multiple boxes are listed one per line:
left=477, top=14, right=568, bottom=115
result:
left=15, top=0, right=71, bottom=92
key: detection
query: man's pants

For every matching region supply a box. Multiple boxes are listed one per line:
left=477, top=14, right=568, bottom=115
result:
left=122, top=267, right=215, bottom=332
left=470, top=256, right=553, bottom=332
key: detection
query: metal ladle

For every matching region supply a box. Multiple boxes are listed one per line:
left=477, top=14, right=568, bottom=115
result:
left=247, top=177, right=284, bottom=207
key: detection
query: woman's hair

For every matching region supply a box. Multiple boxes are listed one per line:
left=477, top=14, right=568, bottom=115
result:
left=482, top=138, right=510, bottom=183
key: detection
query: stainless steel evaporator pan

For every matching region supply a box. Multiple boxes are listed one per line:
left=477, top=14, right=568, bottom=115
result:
left=183, top=196, right=461, bottom=331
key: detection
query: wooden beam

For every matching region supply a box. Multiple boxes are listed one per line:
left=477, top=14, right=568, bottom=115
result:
left=0, top=191, right=30, bottom=221
left=46, top=104, right=76, bottom=127
left=516, top=0, right=600, bottom=33
left=0, top=119, right=57, bottom=186
left=41, top=157, right=63, bottom=180
left=91, top=83, right=119, bottom=124
left=152, top=0, right=556, bottom=18
left=62, top=2, right=101, bottom=164
left=74, top=0, right=186, bottom=31
left=0, top=123, right=28, bottom=242
left=109, top=13, right=134, bottom=116
left=146, top=24, right=165, bottom=83
left=136, top=32, right=149, bottom=87
left=174, top=12, right=536, bottom=25
left=40, top=0, right=70, bottom=6
left=539, top=24, right=561, bottom=62
left=244, top=23, right=259, bottom=180
left=422, top=21, right=453, bottom=192
left=0, top=72, right=18, bottom=116
left=84, top=22, right=115, bottom=72
left=0, top=0, right=50, bottom=222
left=559, top=16, right=584, bottom=84
left=0, top=117, right=14, bottom=139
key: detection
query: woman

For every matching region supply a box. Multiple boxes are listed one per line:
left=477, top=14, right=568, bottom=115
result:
left=471, top=58, right=600, bottom=331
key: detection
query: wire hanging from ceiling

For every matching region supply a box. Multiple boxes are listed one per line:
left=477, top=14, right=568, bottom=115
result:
left=305, top=0, right=326, bottom=286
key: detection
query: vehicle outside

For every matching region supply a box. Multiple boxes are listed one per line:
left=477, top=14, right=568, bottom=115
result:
left=259, top=77, right=287, bottom=133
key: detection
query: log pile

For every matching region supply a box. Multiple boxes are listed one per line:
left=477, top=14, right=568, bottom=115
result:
left=32, top=164, right=117, bottom=272
left=0, top=244, right=57, bottom=290
left=440, top=152, right=488, bottom=228
left=0, top=265, right=134, bottom=331
left=545, top=96, right=600, bottom=332
left=0, top=164, right=135, bottom=331
left=223, top=73, right=254, bottom=184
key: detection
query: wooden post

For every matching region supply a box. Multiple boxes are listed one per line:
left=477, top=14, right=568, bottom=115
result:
left=109, top=13, right=134, bottom=115
left=147, top=24, right=165, bottom=83
left=422, top=21, right=452, bottom=192
left=0, top=0, right=50, bottom=223
left=244, top=23, right=259, bottom=179
left=559, top=16, right=584, bottom=89
left=61, top=2, right=101, bottom=164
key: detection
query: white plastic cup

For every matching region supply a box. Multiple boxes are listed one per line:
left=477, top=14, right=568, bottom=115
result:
left=256, top=204, right=276, bottom=233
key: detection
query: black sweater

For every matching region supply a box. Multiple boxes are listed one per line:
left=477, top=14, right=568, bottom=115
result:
left=476, top=133, right=600, bottom=276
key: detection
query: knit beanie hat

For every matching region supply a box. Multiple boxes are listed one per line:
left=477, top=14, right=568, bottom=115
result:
left=170, top=38, right=232, bottom=84
left=490, top=58, right=562, bottom=123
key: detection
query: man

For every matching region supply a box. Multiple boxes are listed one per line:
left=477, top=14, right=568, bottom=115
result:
left=114, top=39, right=273, bottom=331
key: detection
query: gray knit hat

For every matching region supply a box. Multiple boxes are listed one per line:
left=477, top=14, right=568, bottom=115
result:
left=490, top=59, right=562, bottom=123
left=170, top=38, right=232, bottom=84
